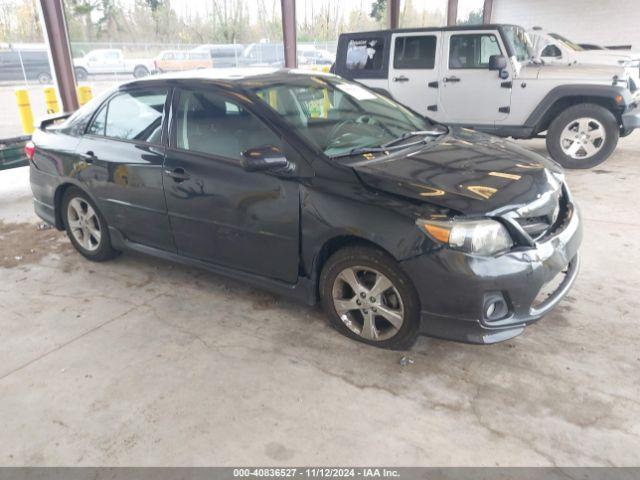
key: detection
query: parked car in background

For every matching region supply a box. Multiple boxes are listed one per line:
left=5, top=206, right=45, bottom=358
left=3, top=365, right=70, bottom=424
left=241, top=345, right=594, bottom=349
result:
left=27, top=69, right=582, bottom=349
left=241, top=43, right=284, bottom=66
left=579, top=43, right=635, bottom=51
left=528, top=28, right=640, bottom=67
left=335, top=24, right=640, bottom=168
left=73, top=49, right=155, bottom=80
left=154, top=50, right=212, bottom=73
left=0, top=49, right=52, bottom=84
left=192, top=44, right=243, bottom=68
left=298, top=45, right=335, bottom=66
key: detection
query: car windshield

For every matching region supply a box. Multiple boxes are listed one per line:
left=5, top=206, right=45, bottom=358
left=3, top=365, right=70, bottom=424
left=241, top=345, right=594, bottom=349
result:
left=502, top=26, right=535, bottom=62
left=549, top=33, right=584, bottom=51
left=250, top=76, right=433, bottom=158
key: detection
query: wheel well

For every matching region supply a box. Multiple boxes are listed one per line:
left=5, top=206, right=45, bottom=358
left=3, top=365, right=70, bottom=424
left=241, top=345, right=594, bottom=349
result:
left=53, top=183, right=76, bottom=229
left=134, top=64, right=149, bottom=72
left=535, top=96, right=621, bottom=134
left=312, top=235, right=394, bottom=298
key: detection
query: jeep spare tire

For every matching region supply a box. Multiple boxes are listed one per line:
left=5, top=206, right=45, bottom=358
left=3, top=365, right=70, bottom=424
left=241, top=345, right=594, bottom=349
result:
left=546, top=103, right=619, bottom=169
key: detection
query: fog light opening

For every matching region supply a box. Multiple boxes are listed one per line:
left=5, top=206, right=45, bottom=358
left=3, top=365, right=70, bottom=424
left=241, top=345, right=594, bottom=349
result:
left=483, top=293, right=509, bottom=322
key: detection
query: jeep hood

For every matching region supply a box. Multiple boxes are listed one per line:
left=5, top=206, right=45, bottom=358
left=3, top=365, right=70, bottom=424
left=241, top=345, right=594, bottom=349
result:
left=352, top=127, right=563, bottom=216
left=522, top=62, right=628, bottom=81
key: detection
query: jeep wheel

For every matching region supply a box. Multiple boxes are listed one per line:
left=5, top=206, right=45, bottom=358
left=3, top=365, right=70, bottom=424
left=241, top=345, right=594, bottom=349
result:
left=546, top=103, right=619, bottom=169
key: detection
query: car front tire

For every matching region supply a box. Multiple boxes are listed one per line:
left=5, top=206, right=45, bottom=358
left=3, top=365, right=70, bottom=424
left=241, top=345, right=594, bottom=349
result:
left=62, top=187, right=118, bottom=262
left=546, top=103, right=619, bottom=169
left=37, top=72, right=52, bottom=84
left=75, top=67, right=88, bottom=81
left=320, top=246, right=421, bottom=350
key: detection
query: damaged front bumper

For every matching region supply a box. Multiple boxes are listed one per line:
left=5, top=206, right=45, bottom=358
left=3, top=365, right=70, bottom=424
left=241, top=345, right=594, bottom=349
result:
left=400, top=202, right=582, bottom=344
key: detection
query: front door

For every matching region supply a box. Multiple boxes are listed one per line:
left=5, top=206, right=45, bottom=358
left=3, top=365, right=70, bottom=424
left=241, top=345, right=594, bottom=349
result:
left=438, top=31, right=512, bottom=125
left=76, top=87, right=174, bottom=252
left=388, top=32, right=441, bottom=119
left=163, top=88, right=300, bottom=283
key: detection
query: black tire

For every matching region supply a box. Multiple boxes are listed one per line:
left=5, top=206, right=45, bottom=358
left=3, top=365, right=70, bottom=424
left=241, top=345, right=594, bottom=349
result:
left=61, top=187, right=118, bottom=262
left=546, top=103, right=619, bottom=169
left=75, top=67, right=88, bottom=81
left=133, top=65, right=149, bottom=78
left=37, top=72, right=52, bottom=84
left=319, top=246, right=421, bottom=350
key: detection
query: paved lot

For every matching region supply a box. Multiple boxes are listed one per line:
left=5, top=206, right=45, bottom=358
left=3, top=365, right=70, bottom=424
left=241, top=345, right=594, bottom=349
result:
left=0, top=135, right=639, bottom=466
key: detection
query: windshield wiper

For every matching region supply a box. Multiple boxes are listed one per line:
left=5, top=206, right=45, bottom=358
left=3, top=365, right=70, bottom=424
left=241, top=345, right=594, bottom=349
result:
left=381, top=128, right=446, bottom=148
left=330, top=127, right=447, bottom=160
left=330, top=146, right=388, bottom=159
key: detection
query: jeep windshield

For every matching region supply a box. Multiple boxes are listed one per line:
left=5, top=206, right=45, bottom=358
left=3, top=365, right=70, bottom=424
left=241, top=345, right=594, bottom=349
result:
left=502, top=26, right=536, bottom=63
left=251, top=76, right=439, bottom=158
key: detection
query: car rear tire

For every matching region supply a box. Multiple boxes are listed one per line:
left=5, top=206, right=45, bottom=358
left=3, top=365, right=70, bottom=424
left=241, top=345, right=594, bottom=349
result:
left=133, top=66, right=150, bottom=78
left=320, top=246, right=420, bottom=350
left=546, top=103, right=619, bottom=169
left=75, top=67, right=88, bottom=81
left=62, top=187, right=118, bottom=262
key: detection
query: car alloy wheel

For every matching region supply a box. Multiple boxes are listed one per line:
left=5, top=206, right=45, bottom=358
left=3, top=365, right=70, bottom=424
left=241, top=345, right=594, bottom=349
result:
left=560, top=117, right=606, bottom=160
left=66, top=197, right=102, bottom=252
left=331, top=266, right=404, bottom=341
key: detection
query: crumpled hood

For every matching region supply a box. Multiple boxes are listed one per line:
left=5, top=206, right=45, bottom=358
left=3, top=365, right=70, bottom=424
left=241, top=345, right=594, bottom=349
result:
left=352, top=127, right=563, bottom=216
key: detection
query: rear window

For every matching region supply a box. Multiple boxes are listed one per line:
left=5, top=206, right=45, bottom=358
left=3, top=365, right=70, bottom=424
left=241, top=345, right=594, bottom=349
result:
left=393, top=35, right=436, bottom=69
left=345, top=38, right=385, bottom=71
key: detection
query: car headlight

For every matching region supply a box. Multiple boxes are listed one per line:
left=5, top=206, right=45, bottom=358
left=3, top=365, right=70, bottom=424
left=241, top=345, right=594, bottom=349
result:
left=416, top=218, right=513, bottom=255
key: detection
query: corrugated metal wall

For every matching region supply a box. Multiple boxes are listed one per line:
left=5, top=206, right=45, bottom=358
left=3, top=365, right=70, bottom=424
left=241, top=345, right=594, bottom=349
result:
left=491, top=0, right=639, bottom=48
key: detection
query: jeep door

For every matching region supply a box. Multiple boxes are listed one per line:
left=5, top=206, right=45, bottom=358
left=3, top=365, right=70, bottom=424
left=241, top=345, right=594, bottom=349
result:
left=438, top=30, right=512, bottom=125
left=388, top=32, right=441, bottom=118
left=162, top=87, right=300, bottom=283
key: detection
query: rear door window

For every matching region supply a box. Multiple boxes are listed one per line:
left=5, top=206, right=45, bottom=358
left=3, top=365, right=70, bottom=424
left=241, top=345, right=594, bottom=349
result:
left=86, top=89, right=168, bottom=144
left=393, top=35, right=437, bottom=69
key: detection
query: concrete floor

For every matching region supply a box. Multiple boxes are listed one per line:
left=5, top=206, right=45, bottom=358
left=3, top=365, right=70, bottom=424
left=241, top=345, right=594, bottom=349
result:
left=0, top=136, right=639, bottom=466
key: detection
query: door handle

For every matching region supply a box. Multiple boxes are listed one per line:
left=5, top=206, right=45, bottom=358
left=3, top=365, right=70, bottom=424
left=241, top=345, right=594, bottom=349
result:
left=164, top=167, right=190, bottom=182
left=392, top=75, right=409, bottom=82
left=443, top=76, right=461, bottom=83
left=83, top=150, right=96, bottom=163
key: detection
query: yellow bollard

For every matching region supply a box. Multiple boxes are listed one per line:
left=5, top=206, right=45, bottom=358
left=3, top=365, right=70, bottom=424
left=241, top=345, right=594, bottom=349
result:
left=15, top=89, right=34, bottom=135
left=43, top=87, right=60, bottom=114
left=76, top=85, right=93, bottom=106
left=268, top=89, right=278, bottom=109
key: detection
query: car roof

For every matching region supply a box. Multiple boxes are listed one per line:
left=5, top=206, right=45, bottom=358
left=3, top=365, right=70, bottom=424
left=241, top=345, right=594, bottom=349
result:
left=340, top=23, right=521, bottom=36
left=121, top=68, right=333, bottom=89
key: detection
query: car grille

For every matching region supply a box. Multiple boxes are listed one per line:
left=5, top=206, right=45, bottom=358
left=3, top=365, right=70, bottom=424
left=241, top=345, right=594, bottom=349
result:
left=514, top=187, right=565, bottom=241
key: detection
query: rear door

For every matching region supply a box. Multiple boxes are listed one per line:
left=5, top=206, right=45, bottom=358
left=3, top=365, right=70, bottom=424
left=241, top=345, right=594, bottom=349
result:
left=162, top=87, right=300, bottom=283
left=438, top=30, right=512, bottom=125
left=388, top=32, right=440, bottom=118
left=76, top=87, right=175, bottom=252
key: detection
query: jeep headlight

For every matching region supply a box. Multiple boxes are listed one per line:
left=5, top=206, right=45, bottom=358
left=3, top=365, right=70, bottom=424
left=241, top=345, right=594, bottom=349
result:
left=417, top=218, right=513, bottom=255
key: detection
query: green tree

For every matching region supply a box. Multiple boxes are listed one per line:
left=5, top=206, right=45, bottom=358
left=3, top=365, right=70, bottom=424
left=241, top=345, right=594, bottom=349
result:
left=370, top=0, right=386, bottom=22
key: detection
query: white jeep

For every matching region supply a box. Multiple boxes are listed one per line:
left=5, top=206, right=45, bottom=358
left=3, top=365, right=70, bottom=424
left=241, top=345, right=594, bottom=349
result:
left=334, top=24, right=640, bottom=168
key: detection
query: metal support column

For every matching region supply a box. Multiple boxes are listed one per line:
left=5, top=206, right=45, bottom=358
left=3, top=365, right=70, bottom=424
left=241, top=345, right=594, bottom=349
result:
left=483, top=0, right=494, bottom=24
left=447, top=0, right=459, bottom=26
left=388, top=0, right=400, bottom=29
left=281, top=0, right=297, bottom=69
left=38, top=0, right=79, bottom=112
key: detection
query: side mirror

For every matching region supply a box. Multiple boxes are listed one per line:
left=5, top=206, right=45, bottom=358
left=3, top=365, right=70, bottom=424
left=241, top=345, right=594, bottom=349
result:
left=241, top=145, right=291, bottom=173
left=489, top=55, right=507, bottom=71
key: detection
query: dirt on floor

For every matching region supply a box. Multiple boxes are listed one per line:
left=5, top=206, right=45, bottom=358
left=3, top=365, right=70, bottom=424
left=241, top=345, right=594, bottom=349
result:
left=0, top=221, right=69, bottom=268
